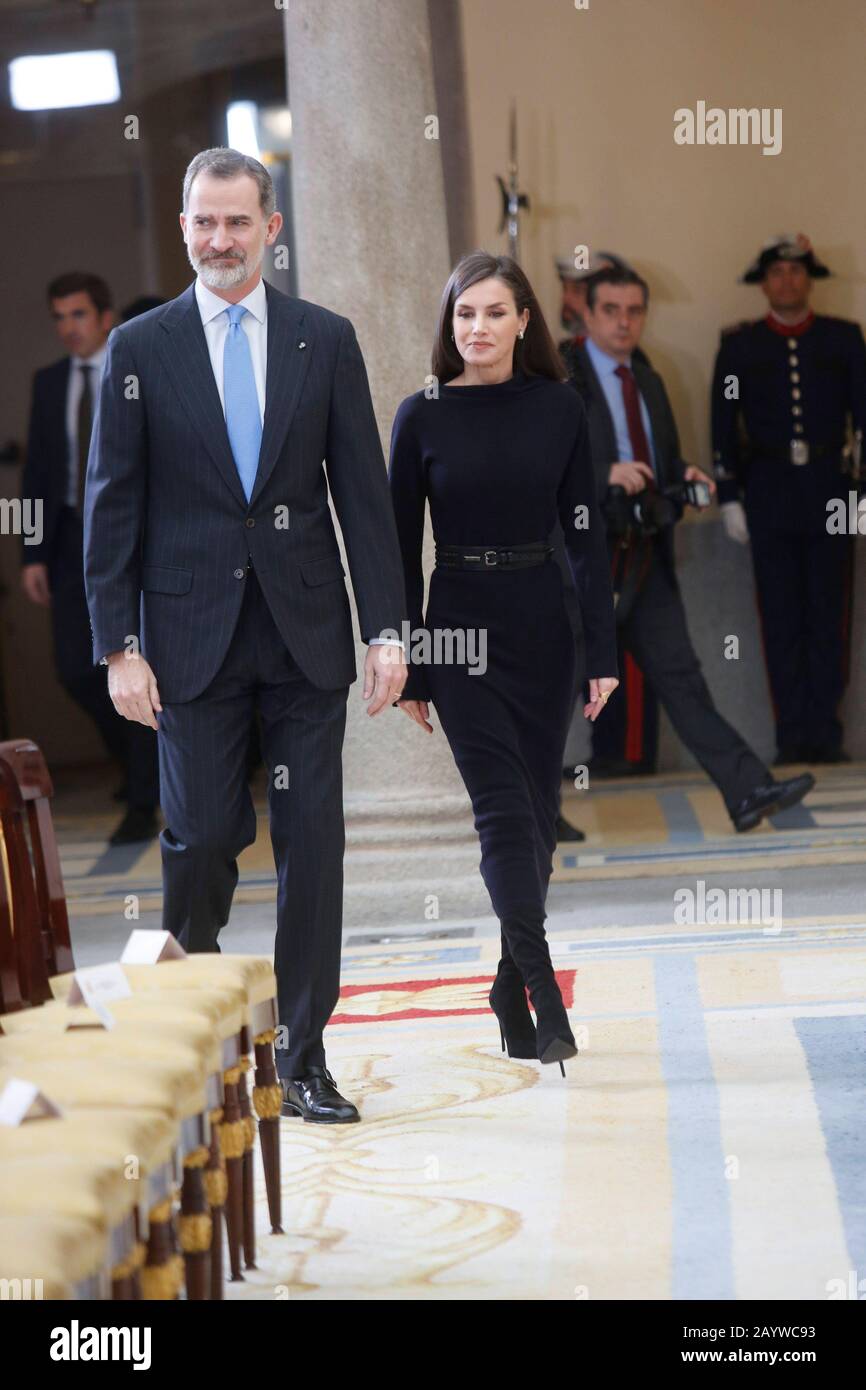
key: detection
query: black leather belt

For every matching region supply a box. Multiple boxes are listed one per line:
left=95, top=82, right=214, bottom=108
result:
left=751, top=440, right=845, bottom=466
left=435, top=542, right=553, bottom=571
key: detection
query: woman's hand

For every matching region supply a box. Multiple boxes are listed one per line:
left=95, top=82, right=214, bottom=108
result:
left=584, top=676, right=619, bottom=722
left=396, top=699, right=434, bottom=733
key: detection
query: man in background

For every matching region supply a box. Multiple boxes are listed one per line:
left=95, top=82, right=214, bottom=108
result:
left=20, top=272, right=160, bottom=843
left=557, top=249, right=660, bottom=782
left=569, top=265, right=814, bottom=832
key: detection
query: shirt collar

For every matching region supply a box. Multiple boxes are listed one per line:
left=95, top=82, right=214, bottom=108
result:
left=585, top=334, right=632, bottom=376
left=195, top=275, right=267, bottom=327
left=71, top=342, right=108, bottom=369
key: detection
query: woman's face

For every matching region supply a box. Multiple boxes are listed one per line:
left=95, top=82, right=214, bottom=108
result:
left=451, top=276, right=529, bottom=372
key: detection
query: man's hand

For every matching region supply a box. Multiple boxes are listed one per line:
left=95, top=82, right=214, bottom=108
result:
left=21, top=563, right=51, bottom=606
left=584, top=676, right=620, bottom=722
left=683, top=464, right=717, bottom=499
left=396, top=699, right=433, bottom=733
left=363, top=643, right=407, bottom=716
left=106, top=651, right=163, bottom=729
left=720, top=500, right=750, bottom=545
left=609, top=461, right=653, bottom=495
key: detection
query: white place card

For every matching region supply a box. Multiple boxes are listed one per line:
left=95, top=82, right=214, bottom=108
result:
left=0, top=1077, right=63, bottom=1126
left=66, top=961, right=132, bottom=1012
left=120, top=929, right=187, bottom=965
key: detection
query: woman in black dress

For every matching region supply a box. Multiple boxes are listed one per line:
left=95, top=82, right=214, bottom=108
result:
left=388, top=251, right=618, bottom=1073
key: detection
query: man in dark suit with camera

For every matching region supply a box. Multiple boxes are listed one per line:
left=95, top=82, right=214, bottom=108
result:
left=564, top=266, right=813, bottom=832
left=84, top=147, right=409, bottom=1122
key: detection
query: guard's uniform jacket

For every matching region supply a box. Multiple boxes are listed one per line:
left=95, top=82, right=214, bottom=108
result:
left=711, top=311, right=866, bottom=531
left=710, top=310, right=866, bottom=760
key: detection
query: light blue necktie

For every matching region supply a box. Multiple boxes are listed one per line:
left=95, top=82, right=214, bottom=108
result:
left=223, top=304, right=262, bottom=501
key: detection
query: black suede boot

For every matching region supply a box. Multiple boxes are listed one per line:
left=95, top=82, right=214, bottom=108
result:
left=500, top=909, right=577, bottom=1074
left=489, top=933, right=536, bottom=1059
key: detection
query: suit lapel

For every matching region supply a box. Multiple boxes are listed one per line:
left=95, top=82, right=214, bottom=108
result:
left=576, top=343, right=619, bottom=461
left=632, top=359, right=666, bottom=486
left=157, top=282, right=247, bottom=508
left=156, top=279, right=312, bottom=510
left=250, top=281, right=311, bottom=507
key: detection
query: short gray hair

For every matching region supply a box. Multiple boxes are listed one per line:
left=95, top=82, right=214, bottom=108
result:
left=182, top=147, right=275, bottom=219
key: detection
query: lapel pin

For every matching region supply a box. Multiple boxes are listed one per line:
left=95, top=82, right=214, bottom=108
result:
left=298, top=340, right=306, bottom=350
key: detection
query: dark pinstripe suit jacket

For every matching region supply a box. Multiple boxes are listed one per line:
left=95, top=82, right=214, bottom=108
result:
left=83, top=279, right=408, bottom=703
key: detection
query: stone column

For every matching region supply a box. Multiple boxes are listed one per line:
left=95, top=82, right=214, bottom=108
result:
left=284, top=0, right=485, bottom=925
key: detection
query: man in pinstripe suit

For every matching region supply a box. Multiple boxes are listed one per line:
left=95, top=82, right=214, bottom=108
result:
left=84, top=148, right=409, bottom=1123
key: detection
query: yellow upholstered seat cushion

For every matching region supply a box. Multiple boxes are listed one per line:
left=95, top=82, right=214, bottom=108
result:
left=50, top=955, right=275, bottom=1013
left=0, top=1213, right=106, bottom=1298
left=0, top=1013, right=221, bottom=1075
left=0, top=1108, right=174, bottom=1180
left=1, top=986, right=244, bottom=1043
left=0, top=1055, right=205, bottom=1120
left=0, top=1154, right=137, bottom=1229
left=0, top=1032, right=217, bottom=1103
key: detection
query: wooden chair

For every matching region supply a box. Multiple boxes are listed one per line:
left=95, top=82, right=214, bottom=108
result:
left=0, top=754, right=47, bottom=1007
left=0, top=739, right=74, bottom=986
left=0, top=737, right=284, bottom=1285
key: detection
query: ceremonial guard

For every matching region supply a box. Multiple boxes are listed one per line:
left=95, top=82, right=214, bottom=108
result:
left=711, top=237, right=866, bottom=763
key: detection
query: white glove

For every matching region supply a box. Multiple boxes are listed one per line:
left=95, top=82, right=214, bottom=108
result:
left=721, top=500, right=749, bottom=545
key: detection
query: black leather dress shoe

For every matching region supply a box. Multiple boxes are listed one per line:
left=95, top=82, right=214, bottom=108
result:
left=730, top=772, right=815, bottom=833
left=555, top=813, right=586, bottom=843
left=280, top=1066, right=360, bottom=1124
left=109, top=806, right=159, bottom=845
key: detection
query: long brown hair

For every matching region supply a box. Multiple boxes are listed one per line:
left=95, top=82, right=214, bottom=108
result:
left=431, top=250, right=567, bottom=384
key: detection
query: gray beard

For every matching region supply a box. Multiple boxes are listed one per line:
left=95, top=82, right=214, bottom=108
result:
left=190, top=245, right=263, bottom=290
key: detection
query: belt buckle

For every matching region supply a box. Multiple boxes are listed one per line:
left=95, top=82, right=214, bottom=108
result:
left=790, top=440, right=809, bottom=466
left=483, top=549, right=498, bottom=567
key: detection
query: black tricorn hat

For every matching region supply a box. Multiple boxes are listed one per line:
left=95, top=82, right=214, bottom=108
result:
left=741, top=235, right=831, bottom=284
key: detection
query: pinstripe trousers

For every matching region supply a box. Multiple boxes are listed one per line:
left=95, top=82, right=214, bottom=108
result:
left=157, top=558, right=349, bottom=1078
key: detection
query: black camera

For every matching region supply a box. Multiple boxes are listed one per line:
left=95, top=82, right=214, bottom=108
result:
left=603, top=476, right=711, bottom=537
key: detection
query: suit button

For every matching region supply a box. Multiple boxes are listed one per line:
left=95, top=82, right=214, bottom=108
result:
left=234, top=567, right=245, bottom=579
left=245, top=517, right=255, bottom=528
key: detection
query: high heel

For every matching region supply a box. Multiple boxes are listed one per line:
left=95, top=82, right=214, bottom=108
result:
left=499, top=909, right=578, bottom=1072
left=489, top=963, right=537, bottom=1060
left=531, top=980, right=578, bottom=1070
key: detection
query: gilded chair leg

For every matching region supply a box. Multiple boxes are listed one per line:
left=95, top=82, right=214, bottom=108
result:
left=180, top=1145, right=212, bottom=1300
left=238, top=1057, right=257, bottom=1270
left=253, top=1032, right=284, bottom=1235
left=140, top=1198, right=184, bottom=1301
left=220, top=1068, right=246, bottom=1281
left=205, top=1117, right=227, bottom=1300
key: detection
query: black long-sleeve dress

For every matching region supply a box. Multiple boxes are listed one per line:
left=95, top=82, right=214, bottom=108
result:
left=388, top=369, right=618, bottom=922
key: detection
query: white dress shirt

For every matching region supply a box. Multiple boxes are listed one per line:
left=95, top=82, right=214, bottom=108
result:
left=193, top=275, right=401, bottom=651
left=194, top=275, right=267, bottom=424
left=584, top=335, right=657, bottom=477
left=66, top=344, right=108, bottom=506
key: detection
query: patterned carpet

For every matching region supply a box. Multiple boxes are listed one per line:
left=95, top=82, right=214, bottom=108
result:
left=225, top=914, right=866, bottom=1300
left=49, top=762, right=866, bottom=1299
